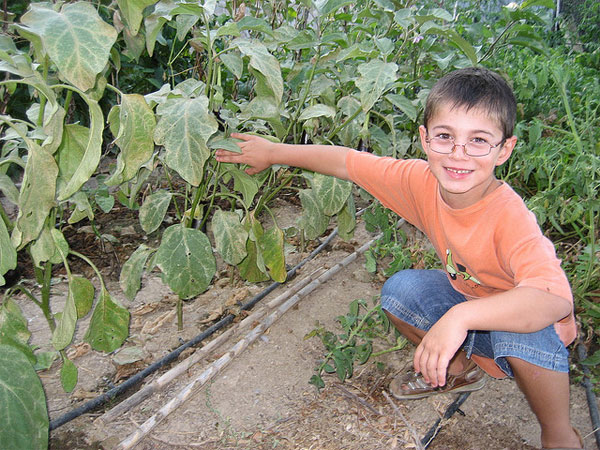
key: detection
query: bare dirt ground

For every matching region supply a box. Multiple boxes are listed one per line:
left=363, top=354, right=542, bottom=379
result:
left=10, top=201, right=598, bottom=450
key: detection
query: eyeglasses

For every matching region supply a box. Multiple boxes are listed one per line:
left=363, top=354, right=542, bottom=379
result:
left=425, top=134, right=505, bottom=157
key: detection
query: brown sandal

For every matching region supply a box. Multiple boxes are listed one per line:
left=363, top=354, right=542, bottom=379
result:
left=389, top=361, right=486, bottom=400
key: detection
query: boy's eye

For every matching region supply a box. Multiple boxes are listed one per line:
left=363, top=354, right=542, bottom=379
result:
left=471, top=137, right=490, bottom=145
left=436, top=133, right=452, bottom=140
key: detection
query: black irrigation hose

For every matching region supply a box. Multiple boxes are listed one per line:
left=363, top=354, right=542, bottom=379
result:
left=577, top=343, right=600, bottom=450
left=49, top=229, right=340, bottom=431
left=421, top=391, right=471, bottom=448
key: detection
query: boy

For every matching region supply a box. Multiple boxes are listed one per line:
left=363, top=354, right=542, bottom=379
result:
left=215, top=67, right=582, bottom=449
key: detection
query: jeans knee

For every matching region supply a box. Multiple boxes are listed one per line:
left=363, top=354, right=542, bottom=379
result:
left=380, top=269, right=419, bottom=310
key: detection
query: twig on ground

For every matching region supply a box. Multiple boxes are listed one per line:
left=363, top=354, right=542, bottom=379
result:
left=383, top=391, right=426, bottom=450
left=333, top=382, right=382, bottom=416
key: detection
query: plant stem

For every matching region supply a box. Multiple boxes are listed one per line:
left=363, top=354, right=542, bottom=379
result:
left=177, top=296, right=183, bottom=331
left=327, top=107, right=363, bottom=141
left=40, top=261, right=56, bottom=332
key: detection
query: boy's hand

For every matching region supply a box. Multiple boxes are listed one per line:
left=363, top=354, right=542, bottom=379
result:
left=214, top=133, right=275, bottom=175
left=413, top=314, right=468, bottom=388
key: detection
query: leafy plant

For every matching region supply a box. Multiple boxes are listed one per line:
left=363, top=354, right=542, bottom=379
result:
left=306, top=298, right=407, bottom=389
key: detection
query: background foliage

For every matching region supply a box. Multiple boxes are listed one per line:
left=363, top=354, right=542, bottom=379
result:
left=0, top=0, right=598, bottom=446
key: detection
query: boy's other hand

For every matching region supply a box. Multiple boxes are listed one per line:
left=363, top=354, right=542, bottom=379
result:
left=214, top=133, right=275, bottom=175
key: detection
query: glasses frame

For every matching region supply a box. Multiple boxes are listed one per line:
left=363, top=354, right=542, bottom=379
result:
left=425, top=133, right=505, bottom=158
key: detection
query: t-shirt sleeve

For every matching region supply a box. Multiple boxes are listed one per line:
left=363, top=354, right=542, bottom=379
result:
left=345, top=151, right=432, bottom=230
left=498, top=206, right=573, bottom=304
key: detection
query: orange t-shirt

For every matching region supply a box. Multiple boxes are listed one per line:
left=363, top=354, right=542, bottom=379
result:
left=346, top=152, right=577, bottom=378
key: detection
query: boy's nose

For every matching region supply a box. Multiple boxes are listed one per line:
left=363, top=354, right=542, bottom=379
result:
left=448, top=143, right=470, bottom=159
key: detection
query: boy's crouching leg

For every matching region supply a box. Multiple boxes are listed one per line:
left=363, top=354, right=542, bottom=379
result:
left=507, top=357, right=583, bottom=449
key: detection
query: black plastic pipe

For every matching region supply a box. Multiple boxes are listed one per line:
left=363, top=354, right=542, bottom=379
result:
left=577, top=343, right=600, bottom=450
left=49, top=229, right=339, bottom=430
left=421, top=391, right=471, bottom=448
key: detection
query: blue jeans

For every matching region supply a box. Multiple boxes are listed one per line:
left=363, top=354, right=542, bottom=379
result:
left=380, top=269, right=569, bottom=377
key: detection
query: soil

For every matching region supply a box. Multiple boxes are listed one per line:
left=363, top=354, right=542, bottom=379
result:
left=7, top=199, right=598, bottom=450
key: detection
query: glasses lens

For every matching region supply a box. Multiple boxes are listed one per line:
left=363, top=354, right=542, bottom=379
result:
left=429, top=137, right=454, bottom=154
left=465, top=141, right=491, bottom=156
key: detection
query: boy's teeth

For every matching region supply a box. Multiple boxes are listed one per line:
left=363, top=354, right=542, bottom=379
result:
left=447, top=168, right=470, bottom=174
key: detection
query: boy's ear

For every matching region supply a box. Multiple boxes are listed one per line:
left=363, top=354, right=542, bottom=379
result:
left=496, top=135, right=517, bottom=166
left=418, top=125, right=428, bottom=153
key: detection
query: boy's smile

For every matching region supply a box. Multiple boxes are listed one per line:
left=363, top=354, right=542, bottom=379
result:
left=419, top=103, right=517, bottom=209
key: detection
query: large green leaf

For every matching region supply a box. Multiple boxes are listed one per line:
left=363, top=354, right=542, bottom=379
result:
left=56, top=124, right=87, bottom=194
left=386, top=93, right=418, bottom=122
left=0, top=345, right=48, bottom=450
left=298, top=104, right=336, bottom=121
left=312, top=173, right=352, bottom=216
left=231, top=168, right=259, bottom=208
left=71, top=276, right=95, bottom=319
left=84, top=288, right=130, bottom=353
left=139, top=190, right=172, bottom=234
left=238, top=238, right=270, bottom=283
left=120, top=244, right=155, bottom=300
left=60, top=355, right=78, bottom=393
left=355, top=60, right=398, bottom=112
left=13, top=142, right=58, bottom=249
left=20, top=2, right=118, bottom=91
left=0, top=214, right=16, bottom=286
left=234, top=38, right=283, bottom=103
left=154, top=224, right=216, bottom=299
left=117, top=0, right=157, bottom=35
left=258, top=226, right=286, bottom=283
left=106, top=94, right=156, bottom=186
left=57, top=95, right=103, bottom=201
left=298, top=189, right=329, bottom=240
left=211, top=209, right=248, bottom=266
left=337, top=194, right=356, bottom=241
left=423, top=26, right=477, bottom=65
left=0, top=299, right=34, bottom=364
left=319, top=0, right=354, bottom=16
left=154, top=95, right=218, bottom=186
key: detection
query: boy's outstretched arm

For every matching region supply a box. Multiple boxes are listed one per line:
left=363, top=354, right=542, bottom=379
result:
left=214, top=133, right=352, bottom=180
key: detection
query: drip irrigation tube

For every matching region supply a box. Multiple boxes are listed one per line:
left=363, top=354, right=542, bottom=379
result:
left=577, top=343, right=600, bottom=450
left=49, top=229, right=340, bottom=431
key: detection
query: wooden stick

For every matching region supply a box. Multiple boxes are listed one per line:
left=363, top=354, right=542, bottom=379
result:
left=96, top=268, right=324, bottom=425
left=117, top=234, right=381, bottom=449
left=383, top=391, right=425, bottom=450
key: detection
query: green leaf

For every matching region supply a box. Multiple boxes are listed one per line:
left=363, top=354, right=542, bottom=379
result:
left=52, top=276, right=79, bottom=351
left=60, top=356, right=78, bottom=393
left=71, top=276, right=95, bottom=319
left=319, top=0, right=353, bottom=16
left=154, top=95, right=218, bottom=186
left=84, top=288, right=130, bottom=353
left=355, top=60, right=398, bottom=112
left=57, top=96, right=103, bottom=201
left=13, top=142, right=58, bottom=249
left=220, top=52, right=243, bottom=79
left=30, top=227, right=62, bottom=267
left=139, top=190, right=172, bottom=234
left=337, top=194, right=356, bottom=241
left=56, top=124, right=87, bottom=193
left=209, top=137, right=243, bottom=154
left=20, top=2, right=118, bottom=91
left=312, top=173, right=352, bottom=216
left=68, top=191, right=94, bottom=224
left=581, top=349, right=600, bottom=366
left=386, top=94, right=417, bottom=122
left=309, top=374, right=325, bottom=390
left=117, top=0, right=157, bottom=35
left=106, top=94, right=156, bottom=185
left=0, top=299, right=34, bottom=364
left=258, top=226, right=286, bottom=283
left=423, top=27, right=477, bottom=65
left=231, top=168, right=259, bottom=208
left=0, top=345, right=48, bottom=450
left=238, top=238, right=270, bottom=283
left=234, top=38, right=283, bottom=103
left=120, top=244, right=155, bottom=300
left=298, top=189, right=329, bottom=240
left=0, top=173, right=20, bottom=205
left=298, top=104, right=336, bottom=121
left=211, top=210, right=248, bottom=266
left=154, top=224, right=216, bottom=299
left=0, top=213, right=16, bottom=286
left=34, top=351, right=58, bottom=371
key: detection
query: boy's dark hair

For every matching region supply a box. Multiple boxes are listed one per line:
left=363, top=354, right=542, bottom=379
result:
left=423, top=67, right=517, bottom=139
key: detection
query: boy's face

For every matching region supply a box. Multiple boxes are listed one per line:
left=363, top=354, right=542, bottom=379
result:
left=419, top=102, right=517, bottom=209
